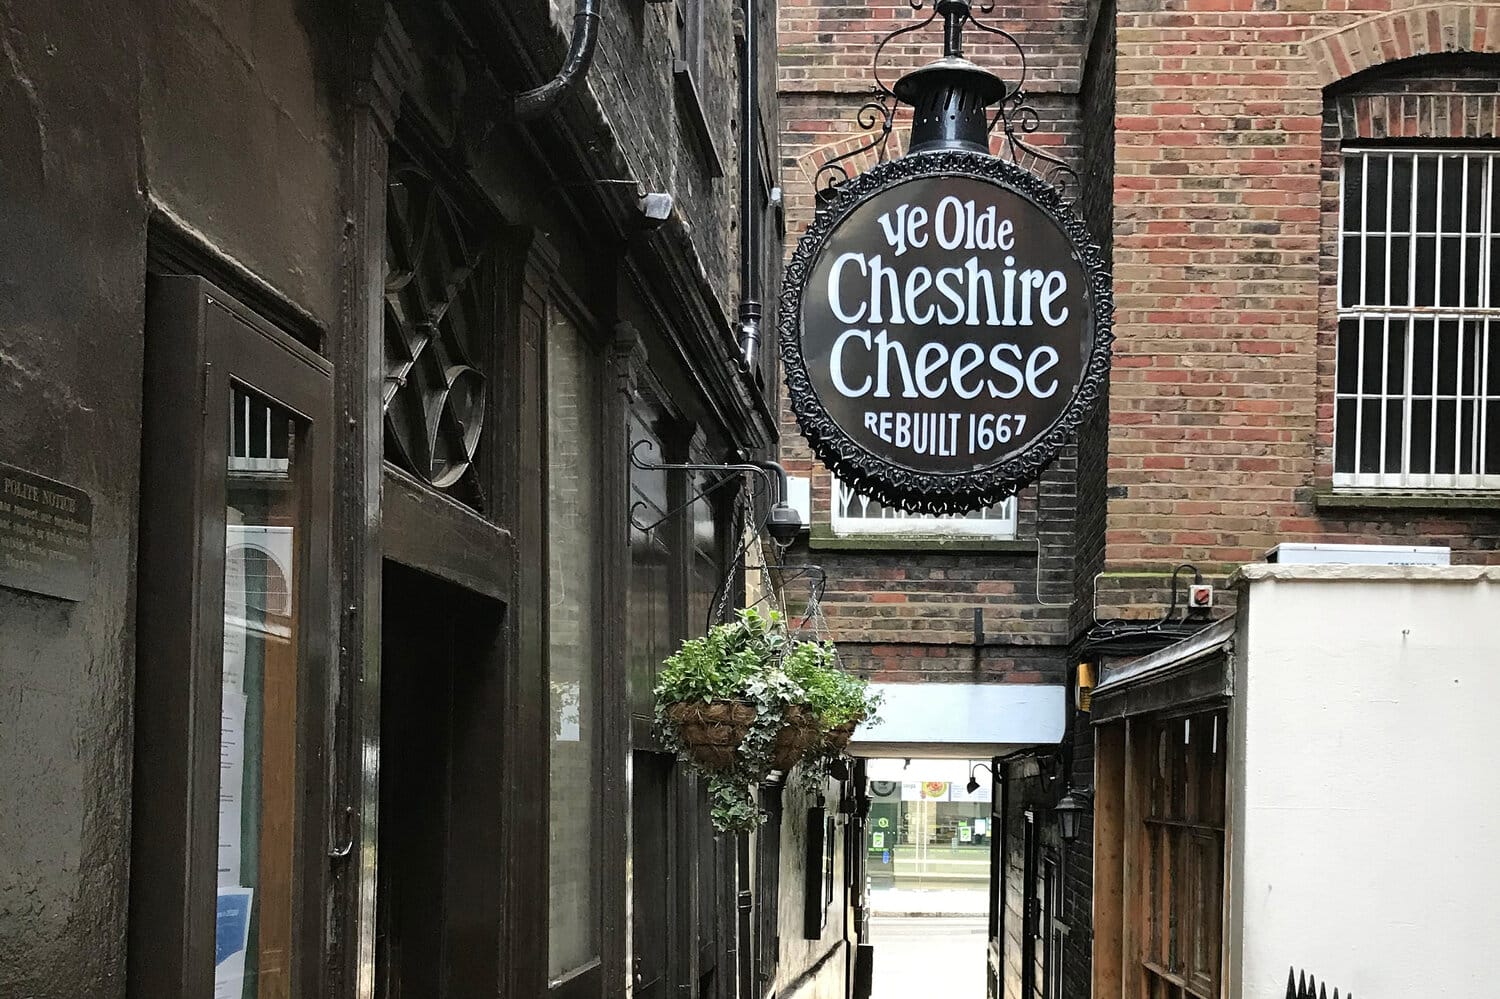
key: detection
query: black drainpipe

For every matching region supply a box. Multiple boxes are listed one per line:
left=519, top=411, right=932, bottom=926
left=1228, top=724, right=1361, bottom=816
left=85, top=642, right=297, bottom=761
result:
left=736, top=0, right=763, bottom=369
left=513, top=0, right=603, bottom=121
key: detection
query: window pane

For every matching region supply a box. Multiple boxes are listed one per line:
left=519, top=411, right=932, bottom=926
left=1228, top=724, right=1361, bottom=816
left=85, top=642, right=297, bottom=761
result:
left=1384, top=400, right=1405, bottom=475
left=1437, top=320, right=1460, bottom=396
left=1484, top=400, right=1499, bottom=475
left=1465, top=156, right=1486, bottom=233
left=1462, top=321, right=1482, bottom=397
left=1485, top=322, right=1499, bottom=397
left=1410, top=399, right=1434, bottom=474
left=1335, top=319, right=1359, bottom=395
left=1334, top=399, right=1357, bottom=474
left=547, top=309, right=601, bottom=979
left=1464, top=237, right=1483, bottom=308
left=1342, top=154, right=1364, bottom=232
left=1358, top=399, right=1382, bottom=473
left=1412, top=318, right=1436, bottom=396
left=1460, top=399, right=1478, bottom=474
left=1489, top=237, right=1500, bottom=305
left=1363, top=237, right=1387, bottom=306
left=1365, top=153, right=1389, bottom=232
left=1339, top=236, right=1362, bottom=308
left=1435, top=399, right=1458, bottom=474
left=1390, top=155, right=1413, bottom=233
left=832, top=475, right=1016, bottom=536
left=1389, top=235, right=1411, bottom=306
left=1413, top=235, right=1437, bottom=307
left=217, top=385, right=300, bottom=999
left=1439, top=236, right=1463, bottom=307
left=1416, top=155, right=1439, bottom=233
left=1385, top=319, right=1407, bottom=395
left=1358, top=321, right=1381, bottom=395
left=1439, top=155, right=1464, bottom=234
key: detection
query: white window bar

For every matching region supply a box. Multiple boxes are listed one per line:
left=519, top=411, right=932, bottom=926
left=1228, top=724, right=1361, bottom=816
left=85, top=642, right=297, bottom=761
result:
left=830, top=474, right=1017, bottom=537
left=1334, top=147, right=1500, bottom=489
left=229, top=384, right=293, bottom=474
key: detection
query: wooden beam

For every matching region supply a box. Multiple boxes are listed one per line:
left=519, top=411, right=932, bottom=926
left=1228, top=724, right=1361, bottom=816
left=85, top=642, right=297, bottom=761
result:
left=1092, top=722, right=1126, bottom=999
left=1121, top=718, right=1149, bottom=999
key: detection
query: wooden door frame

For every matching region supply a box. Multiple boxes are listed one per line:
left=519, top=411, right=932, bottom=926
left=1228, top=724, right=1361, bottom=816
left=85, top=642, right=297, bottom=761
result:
left=131, top=274, right=334, bottom=999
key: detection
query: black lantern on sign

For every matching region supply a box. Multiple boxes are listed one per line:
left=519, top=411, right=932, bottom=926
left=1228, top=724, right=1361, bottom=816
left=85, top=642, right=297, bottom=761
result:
left=1054, top=787, right=1092, bottom=844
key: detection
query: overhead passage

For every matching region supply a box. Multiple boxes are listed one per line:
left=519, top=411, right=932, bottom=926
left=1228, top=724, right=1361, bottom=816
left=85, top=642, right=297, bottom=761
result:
left=850, top=682, right=1066, bottom=759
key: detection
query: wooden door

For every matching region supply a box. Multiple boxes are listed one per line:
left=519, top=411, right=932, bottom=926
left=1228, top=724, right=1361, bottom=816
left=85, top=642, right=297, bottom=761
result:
left=374, top=561, right=506, bottom=998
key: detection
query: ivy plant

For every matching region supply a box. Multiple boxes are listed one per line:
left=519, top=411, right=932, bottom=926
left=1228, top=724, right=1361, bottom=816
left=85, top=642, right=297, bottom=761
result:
left=654, top=609, right=802, bottom=832
left=654, top=608, right=883, bottom=831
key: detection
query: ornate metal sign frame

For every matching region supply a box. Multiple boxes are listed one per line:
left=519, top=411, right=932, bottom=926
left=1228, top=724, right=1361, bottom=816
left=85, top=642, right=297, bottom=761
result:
left=779, top=149, right=1113, bottom=514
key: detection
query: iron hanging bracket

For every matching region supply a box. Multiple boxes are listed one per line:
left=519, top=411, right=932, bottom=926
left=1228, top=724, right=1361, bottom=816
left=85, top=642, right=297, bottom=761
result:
left=627, top=438, right=785, bottom=534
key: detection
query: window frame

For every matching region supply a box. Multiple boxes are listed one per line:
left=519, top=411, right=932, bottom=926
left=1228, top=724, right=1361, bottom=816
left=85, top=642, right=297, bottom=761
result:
left=829, top=473, right=1018, bottom=538
left=542, top=293, right=611, bottom=998
left=131, top=275, right=334, bottom=999
left=1333, top=144, right=1500, bottom=490
left=672, top=0, right=725, bottom=177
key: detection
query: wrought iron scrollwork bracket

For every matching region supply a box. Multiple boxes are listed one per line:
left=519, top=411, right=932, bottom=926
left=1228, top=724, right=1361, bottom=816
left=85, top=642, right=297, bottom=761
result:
left=627, top=439, right=783, bottom=534
left=812, top=0, right=1080, bottom=207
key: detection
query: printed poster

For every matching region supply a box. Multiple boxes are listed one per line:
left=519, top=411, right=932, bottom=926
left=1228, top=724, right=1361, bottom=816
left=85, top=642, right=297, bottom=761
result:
left=214, top=886, right=254, bottom=999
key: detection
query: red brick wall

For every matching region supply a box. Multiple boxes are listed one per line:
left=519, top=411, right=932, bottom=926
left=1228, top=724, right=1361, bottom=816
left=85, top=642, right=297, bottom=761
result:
left=775, top=0, right=1108, bottom=681
left=1102, top=2, right=1500, bottom=619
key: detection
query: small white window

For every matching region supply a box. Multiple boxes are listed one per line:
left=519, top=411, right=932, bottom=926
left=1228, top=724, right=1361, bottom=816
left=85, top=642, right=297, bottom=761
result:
left=1335, top=147, right=1500, bottom=488
left=830, top=475, right=1017, bottom=538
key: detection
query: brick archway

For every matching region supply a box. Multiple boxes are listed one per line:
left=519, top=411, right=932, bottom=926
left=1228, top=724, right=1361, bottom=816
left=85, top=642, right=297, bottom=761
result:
left=1303, top=4, right=1500, bottom=87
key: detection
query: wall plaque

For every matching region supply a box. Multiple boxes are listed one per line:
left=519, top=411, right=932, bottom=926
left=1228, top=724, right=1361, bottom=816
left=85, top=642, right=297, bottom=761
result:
left=779, top=150, right=1112, bottom=514
left=0, top=461, right=93, bottom=601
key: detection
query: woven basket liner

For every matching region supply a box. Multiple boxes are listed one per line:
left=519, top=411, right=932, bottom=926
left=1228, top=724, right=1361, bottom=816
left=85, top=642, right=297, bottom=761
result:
left=824, top=721, right=857, bottom=752
left=665, top=699, right=757, bottom=772
left=771, top=704, right=823, bottom=771
left=824, top=711, right=867, bottom=753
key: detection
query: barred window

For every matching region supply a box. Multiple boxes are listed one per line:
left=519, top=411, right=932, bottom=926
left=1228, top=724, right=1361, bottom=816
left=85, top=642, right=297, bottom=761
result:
left=1336, top=148, right=1500, bottom=488
left=830, top=475, right=1017, bottom=538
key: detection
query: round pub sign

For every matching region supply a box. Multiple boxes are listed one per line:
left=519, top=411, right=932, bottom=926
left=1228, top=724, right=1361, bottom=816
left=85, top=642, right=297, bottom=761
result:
left=780, top=150, right=1112, bottom=514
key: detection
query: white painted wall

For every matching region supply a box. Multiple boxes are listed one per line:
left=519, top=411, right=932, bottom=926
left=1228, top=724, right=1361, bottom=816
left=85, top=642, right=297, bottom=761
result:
left=1229, top=565, right=1500, bottom=998
left=851, top=682, right=1065, bottom=759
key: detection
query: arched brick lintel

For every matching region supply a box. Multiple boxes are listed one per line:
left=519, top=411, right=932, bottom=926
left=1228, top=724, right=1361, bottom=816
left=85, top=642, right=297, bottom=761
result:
left=1304, top=4, right=1500, bottom=87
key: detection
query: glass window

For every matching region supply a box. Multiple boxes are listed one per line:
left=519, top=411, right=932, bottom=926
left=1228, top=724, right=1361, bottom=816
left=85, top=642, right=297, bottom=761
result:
left=546, top=308, right=602, bottom=981
left=831, top=474, right=1017, bottom=538
left=217, top=385, right=302, bottom=999
left=1335, top=148, right=1500, bottom=488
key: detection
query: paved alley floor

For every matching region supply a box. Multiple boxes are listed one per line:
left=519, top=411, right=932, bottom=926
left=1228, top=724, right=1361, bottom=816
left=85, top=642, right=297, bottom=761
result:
left=868, top=915, right=988, bottom=999
left=868, top=887, right=988, bottom=917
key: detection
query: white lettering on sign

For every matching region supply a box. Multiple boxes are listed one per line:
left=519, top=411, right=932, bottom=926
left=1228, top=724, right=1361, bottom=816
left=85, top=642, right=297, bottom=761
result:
left=824, top=250, right=1070, bottom=331
left=829, top=330, right=1060, bottom=402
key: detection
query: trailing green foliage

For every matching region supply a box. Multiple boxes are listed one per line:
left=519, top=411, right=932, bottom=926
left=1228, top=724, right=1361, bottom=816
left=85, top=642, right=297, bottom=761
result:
left=654, top=608, right=882, bottom=832
left=783, top=640, right=884, bottom=729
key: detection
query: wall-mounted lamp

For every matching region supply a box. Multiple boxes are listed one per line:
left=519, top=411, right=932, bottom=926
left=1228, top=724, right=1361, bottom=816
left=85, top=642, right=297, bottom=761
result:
left=628, top=441, right=800, bottom=544
left=1055, top=787, right=1094, bottom=844
left=965, top=761, right=995, bottom=795
left=637, top=192, right=674, bottom=229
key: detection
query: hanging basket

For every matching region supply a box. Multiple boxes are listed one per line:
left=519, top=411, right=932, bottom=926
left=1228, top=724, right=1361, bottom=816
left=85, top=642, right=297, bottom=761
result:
left=664, top=699, right=758, bottom=771
left=771, top=704, right=823, bottom=771
left=824, top=713, right=866, bottom=753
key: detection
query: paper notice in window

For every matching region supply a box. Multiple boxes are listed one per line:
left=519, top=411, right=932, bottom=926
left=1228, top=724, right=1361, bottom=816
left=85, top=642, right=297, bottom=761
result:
left=218, top=691, right=247, bottom=886
left=223, top=540, right=247, bottom=694
left=215, top=886, right=254, bottom=999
